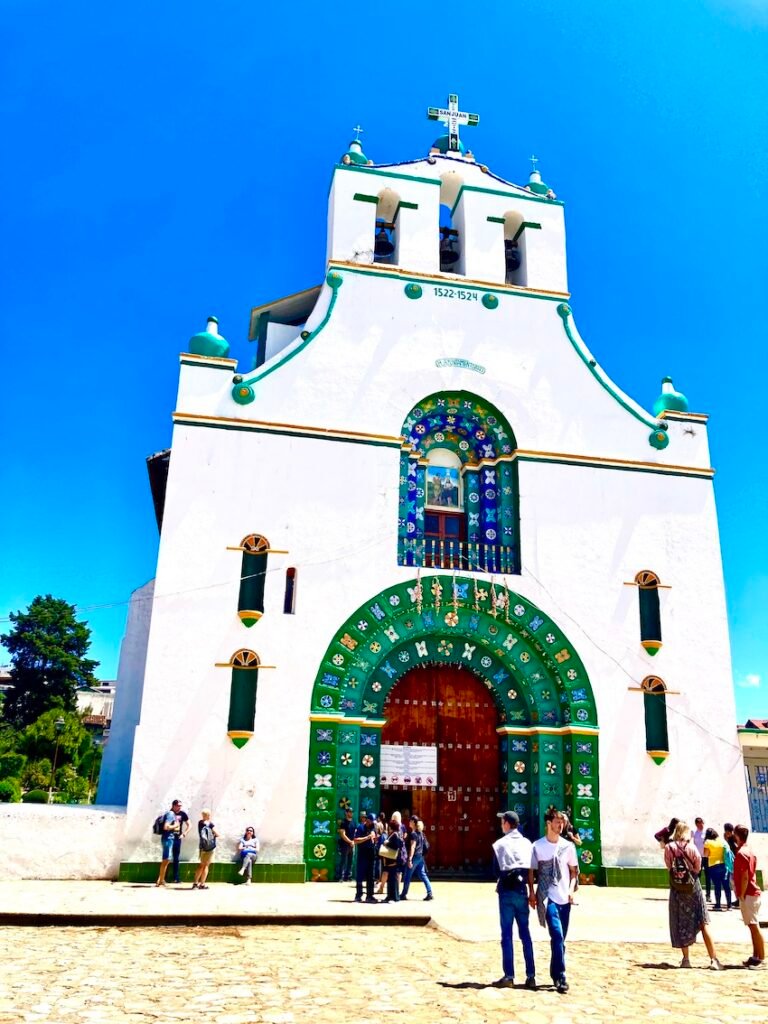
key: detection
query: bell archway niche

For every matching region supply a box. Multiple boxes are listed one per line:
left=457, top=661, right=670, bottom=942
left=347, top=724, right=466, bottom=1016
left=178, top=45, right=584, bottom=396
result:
left=303, top=575, right=602, bottom=882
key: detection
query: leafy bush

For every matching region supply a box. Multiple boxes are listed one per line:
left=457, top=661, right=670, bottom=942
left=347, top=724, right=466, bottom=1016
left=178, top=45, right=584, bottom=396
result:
left=0, top=778, right=21, bottom=802
left=21, top=788, right=48, bottom=804
left=0, top=753, right=26, bottom=779
left=62, top=775, right=90, bottom=803
left=21, top=758, right=51, bottom=791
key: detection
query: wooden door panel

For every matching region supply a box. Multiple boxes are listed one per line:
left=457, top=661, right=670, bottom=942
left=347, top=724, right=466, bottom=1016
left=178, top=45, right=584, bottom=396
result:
left=382, top=664, right=500, bottom=873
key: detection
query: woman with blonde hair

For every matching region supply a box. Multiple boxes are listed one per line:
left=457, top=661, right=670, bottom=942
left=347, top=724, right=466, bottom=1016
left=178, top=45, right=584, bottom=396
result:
left=664, top=821, right=722, bottom=969
left=192, top=809, right=218, bottom=890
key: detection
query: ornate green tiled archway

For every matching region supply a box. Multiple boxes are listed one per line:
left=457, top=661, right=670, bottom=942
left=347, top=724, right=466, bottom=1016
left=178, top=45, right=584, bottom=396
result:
left=304, top=576, right=602, bottom=881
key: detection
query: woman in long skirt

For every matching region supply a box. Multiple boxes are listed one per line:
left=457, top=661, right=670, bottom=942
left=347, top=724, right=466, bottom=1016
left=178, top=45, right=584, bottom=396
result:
left=664, top=821, right=722, bottom=969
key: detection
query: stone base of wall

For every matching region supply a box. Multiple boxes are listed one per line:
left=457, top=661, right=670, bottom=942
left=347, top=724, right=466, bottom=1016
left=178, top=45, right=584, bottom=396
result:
left=2, top=804, right=126, bottom=880
left=118, top=862, right=305, bottom=883
left=605, top=866, right=764, bottom=888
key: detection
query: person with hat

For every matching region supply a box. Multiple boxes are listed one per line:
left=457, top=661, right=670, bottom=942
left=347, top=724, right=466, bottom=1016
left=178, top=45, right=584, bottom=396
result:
left=492, top=810, right=536, bottom=989
left=352, top=812, right=378, bottom=903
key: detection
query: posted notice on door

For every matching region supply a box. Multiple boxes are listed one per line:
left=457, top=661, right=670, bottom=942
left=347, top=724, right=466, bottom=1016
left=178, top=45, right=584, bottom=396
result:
left=380, top=745, right=438, bottom=787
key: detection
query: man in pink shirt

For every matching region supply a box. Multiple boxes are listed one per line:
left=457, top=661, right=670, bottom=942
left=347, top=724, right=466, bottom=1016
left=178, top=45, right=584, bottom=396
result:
left=732, top=824, right=764, bottom=970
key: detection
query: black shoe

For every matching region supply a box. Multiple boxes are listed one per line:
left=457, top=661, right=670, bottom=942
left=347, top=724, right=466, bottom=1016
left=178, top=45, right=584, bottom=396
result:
left=555, top=977, right=569, bottom=994
left=424, top=894, right=434, bottom=901
left=494, top=976, right=515, bottom=988
left=365, top=897, right=378, bottom=904
left=354, top=896, right=362, bottom=902
left=524, top=976, right=536, bottom=990
left=400, top=895, right=408, bottom=900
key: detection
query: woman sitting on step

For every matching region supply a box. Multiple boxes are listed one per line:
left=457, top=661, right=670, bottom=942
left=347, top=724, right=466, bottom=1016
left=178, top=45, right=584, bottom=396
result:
left=237, top=826, right=260, bottom=884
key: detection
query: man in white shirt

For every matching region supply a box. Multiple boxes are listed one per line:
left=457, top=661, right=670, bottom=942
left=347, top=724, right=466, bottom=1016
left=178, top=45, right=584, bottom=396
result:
left=528, top=808, right=578, bottom=994
left=491, top=811, right=536, bottom=989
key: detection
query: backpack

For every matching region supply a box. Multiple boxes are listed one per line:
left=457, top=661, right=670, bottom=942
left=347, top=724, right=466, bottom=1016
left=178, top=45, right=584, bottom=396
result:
left=199, top=823, right=216, bottom=852
left=669, top=845, right=695, bottom=894
left=152, top=814, right=165, bottom=836
left=421, top=834, right=430, bottom=856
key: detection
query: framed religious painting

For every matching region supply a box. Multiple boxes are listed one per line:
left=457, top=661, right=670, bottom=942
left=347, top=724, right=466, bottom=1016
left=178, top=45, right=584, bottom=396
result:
left=425, top=465, right=461, bottom=510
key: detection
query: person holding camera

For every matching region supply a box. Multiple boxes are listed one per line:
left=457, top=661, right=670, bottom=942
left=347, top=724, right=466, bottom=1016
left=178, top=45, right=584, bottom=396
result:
left=492, top=810, right=536, bottom=989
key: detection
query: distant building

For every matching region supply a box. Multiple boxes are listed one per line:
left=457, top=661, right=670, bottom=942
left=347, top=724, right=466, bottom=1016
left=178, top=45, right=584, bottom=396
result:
left=739, top=720, right=768, bottom=833
left=77, top=683, right=116, bottom=745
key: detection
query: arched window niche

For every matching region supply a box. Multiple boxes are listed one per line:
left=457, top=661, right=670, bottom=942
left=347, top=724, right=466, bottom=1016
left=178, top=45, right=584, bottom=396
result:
left=635, top=570, right=663, bottom=656
left=641, top=676, right=670, bottom=765
left=503, top=210, right=527, bottom=287
left=398, top=391, right=520, bottom=574
left=439, top=172, right=464, bottom=274
left=373, top=188, right=399, bottom=265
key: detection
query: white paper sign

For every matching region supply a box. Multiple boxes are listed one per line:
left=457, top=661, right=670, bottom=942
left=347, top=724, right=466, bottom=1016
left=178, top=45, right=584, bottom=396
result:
left=380, top=745, right=438, bottom=787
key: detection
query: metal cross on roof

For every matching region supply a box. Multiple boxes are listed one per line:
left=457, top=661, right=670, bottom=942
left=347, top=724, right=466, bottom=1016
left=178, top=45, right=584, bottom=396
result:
left=352, top=125, right=364, bottom=141
left=426, top=93, right=479, bottom=152
left=529, top=154, right=539, bottom=171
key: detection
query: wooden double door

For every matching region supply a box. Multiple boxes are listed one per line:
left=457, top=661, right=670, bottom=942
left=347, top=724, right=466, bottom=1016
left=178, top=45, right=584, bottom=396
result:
left=381, top=664, right=500, bottom=874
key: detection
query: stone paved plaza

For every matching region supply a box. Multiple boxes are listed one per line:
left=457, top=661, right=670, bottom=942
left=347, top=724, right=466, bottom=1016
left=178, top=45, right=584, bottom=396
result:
left=0, top=883, right=765, bottom=1023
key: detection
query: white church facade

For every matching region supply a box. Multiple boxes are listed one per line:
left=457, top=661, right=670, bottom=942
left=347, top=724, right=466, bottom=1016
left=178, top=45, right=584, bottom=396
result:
left=100, top=97, right=748, bottom=883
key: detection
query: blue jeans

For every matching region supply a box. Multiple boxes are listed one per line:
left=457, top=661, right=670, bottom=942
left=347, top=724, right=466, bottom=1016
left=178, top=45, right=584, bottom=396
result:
left=710, top=863, right=726, bottom=908
left=355, top=855, right=375, bottom=900
left=171, top=835, right=183, bottom=882
left=545, top=900, right=571, bottom=982
left=401, top=857, right=432, bottom=898
left=386, top=865, right=400, bottom=901
left=338, top=844, right=353, bottom=881
left=498, top=890, right=535, bottom=980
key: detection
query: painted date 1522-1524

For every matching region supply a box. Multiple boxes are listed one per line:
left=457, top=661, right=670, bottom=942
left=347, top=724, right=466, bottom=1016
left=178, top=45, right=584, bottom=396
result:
left=433, top=286, right=478, bottom=301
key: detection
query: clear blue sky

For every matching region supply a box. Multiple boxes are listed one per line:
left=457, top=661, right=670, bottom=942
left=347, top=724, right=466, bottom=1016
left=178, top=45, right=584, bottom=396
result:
left=1, top=2, right=766, bottom=721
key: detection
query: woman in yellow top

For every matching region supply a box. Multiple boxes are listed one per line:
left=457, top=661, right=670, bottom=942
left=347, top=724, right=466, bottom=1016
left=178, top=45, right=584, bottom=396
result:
left=703, top=828, right=728, bottom=911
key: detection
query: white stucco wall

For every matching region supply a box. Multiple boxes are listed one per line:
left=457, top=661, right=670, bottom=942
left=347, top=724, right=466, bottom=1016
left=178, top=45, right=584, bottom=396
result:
left=123, top=284, right=744, bottom=869
left=2, top=804, right=126, bottom=879
left=113, top=150, right=745, bottom=874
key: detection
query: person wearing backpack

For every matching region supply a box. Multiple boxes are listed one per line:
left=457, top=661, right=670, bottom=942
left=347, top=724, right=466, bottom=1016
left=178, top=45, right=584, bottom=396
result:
left=193, top=809, right=219, bottom=890
left=663, top=820, right=722, bottom=970
left=155, top=799, right=188, bottom=887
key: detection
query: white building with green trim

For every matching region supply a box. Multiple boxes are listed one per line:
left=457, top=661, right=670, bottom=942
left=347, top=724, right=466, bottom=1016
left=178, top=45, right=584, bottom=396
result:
left=100, top=100, right=747, bottom=884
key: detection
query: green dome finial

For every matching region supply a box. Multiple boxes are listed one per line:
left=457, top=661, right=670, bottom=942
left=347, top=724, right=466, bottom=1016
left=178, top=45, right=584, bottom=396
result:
left=526, top=154, right=556, bottom=198
left=431, top=134, right=466, bottom=155
left=652, top=376, right=689, bottom=416
left=188, top=316, right=230, bottom=358
left=341, top=125, right=372, bottom=166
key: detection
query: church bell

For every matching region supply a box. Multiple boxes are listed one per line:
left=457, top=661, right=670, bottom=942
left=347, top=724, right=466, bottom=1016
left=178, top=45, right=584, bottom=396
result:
left=374, top=222, right=395, bottom=259
left=505, top=240, right=521, bottom=273
left=439, top=226, right=460, bottom=270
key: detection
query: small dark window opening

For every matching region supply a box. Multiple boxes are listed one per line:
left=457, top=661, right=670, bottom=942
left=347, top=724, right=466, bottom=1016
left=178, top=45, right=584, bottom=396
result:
left=284, top=567, right=297, bottom=614
left=642, top=676, right=669, bottom=753
left=635, top=570, right=662, bottom=654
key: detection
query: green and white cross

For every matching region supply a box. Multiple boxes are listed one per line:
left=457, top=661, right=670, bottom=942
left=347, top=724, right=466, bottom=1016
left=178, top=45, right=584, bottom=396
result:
left=427, top=93, right=479, bottom=152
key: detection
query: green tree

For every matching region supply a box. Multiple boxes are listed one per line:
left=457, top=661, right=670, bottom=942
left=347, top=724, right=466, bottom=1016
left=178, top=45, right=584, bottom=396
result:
left=0, top=778, right=21, bottom=803
left=0, top=752, right=26, bottom=779
left=0, top=596, right=98, bottom=728
left=22, top=709, right=91, bottom=770
left=21, top=757, right=52, bottom=791
left=62, top=775, right=90, bottom=803
left=0, top=723, right=20, bottom=756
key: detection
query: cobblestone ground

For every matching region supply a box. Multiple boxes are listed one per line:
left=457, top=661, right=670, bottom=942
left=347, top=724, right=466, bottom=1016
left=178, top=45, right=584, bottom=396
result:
left=0, top=926, right=766, bottom=1024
